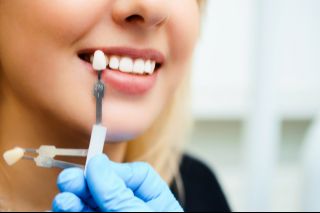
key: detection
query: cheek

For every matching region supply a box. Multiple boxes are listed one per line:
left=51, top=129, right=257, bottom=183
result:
left=0, top=0, right=105, bottom=49
left=0, top=1, right=101, bottom=132
left=170, top=0, right=200, bottom=52
left=166, top=0, right=200, bottom=88
left=0, top=0, right=106, bottom=109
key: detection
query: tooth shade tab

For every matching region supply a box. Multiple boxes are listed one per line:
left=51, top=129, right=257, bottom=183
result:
left=92, top=50, right=108, bottom=71
left=3, top=147, right=25, bottom=166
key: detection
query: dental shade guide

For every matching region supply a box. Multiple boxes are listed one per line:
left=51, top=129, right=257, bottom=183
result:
left=2, top=51, right=108, bottom=171
left=3, top=147, right=25, bottom=166
left=84, top=50, right=108, bottom=173
left=3, top=146, right=87, bottom=169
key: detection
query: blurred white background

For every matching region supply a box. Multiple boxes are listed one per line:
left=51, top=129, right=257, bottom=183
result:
left=187, top=0, right=320, bottom=211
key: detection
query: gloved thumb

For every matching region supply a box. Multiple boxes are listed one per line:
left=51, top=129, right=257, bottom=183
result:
left=86, top=154, right=152, bottom=212
left=108, top=161, right=183, bottom=212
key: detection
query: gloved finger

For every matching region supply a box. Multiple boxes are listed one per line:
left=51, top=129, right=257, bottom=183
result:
left=109, top=161, right=183, bottom=212
left=86, top=154, right=152, bottom=212
left=147, top=192, right=183, bottom=212
left=57, top=168, right=98, bottom=209
left=52, top=192, right=93, bottom=212
left=109, top=161, right=168, bottom=201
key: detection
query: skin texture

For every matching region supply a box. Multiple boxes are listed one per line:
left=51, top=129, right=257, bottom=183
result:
left=0, top=0, right=200, bottom=211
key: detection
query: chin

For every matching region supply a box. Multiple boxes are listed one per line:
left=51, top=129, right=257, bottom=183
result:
left=106, top=132, right=138, bottom=143
left=101, top=111, right=157, bottom=143
left=103, top=124, right=146, bottom=143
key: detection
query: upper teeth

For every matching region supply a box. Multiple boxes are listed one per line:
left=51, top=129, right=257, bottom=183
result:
left=90, top=53, right=157, bottom=75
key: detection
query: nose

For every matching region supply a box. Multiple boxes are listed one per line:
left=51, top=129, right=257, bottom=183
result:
left=112, top=0, right=171, bottom=30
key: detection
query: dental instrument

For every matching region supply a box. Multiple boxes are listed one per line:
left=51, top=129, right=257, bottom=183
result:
left=3, top=146, right=87, bottom=169
left=2, top=51, right=108, bottom=171
left=85, top=50, right=108, bottom=172
left=3, top=147, right=25, bottom=166
left=93, top=50, right=106, bottom=125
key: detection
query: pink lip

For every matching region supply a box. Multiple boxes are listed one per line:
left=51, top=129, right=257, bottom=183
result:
left=102, top=68, right=159, bottom=95
left=78, top=47, right=165, bottom=95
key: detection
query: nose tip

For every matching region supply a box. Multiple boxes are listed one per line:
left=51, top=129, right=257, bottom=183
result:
left=112, top=0, right=170, bottom=30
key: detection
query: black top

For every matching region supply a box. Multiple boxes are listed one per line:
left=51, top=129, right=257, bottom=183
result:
left=170, top=155, right=231, bottom=212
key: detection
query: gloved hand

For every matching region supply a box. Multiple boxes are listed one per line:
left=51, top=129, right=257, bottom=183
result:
left=52, top=154, right=183, bottom=212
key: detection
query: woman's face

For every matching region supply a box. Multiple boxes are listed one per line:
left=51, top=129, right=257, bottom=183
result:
left=0, top=0, right=200, bottom=141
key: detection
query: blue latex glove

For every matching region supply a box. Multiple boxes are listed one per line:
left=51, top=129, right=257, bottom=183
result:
left=52, top=154, right=183, bottom=212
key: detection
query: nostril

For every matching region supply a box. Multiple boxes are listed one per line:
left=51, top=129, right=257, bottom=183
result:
left=125, top=14, right=145, bottom=23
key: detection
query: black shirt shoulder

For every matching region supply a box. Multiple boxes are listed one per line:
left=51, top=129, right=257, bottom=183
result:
left=171, top=155, right=231, bottom=212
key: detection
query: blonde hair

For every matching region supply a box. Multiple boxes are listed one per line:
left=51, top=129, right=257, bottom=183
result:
left=125, top=0, right=206, bottom=184
left=125, top=69, right=192, bottom=183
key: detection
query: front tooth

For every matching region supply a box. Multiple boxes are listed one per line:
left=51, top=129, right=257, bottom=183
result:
left=109, top=56, right=120, bottom=70
left=144, top=60, right=154, bottom=74
left=119, top=57, right=133, bottom=73
left=133, top=59, right=145, bottom=74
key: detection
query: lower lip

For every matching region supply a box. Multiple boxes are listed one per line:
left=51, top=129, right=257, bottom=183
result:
left=82, top=61, right=159, bottom=95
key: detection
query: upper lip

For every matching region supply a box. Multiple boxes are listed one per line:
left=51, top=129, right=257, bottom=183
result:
left=78, top=47, right=166, bottom=64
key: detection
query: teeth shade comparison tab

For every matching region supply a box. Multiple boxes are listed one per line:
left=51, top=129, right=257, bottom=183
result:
left=92, top=50, right=108, bottom=71
left=3, top=147, right=25, bottom=166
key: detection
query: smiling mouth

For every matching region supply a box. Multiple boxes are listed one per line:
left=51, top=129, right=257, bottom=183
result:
left=78, top=47, right=164, bottom=75
left=77, top=47, right=165, bottom=95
